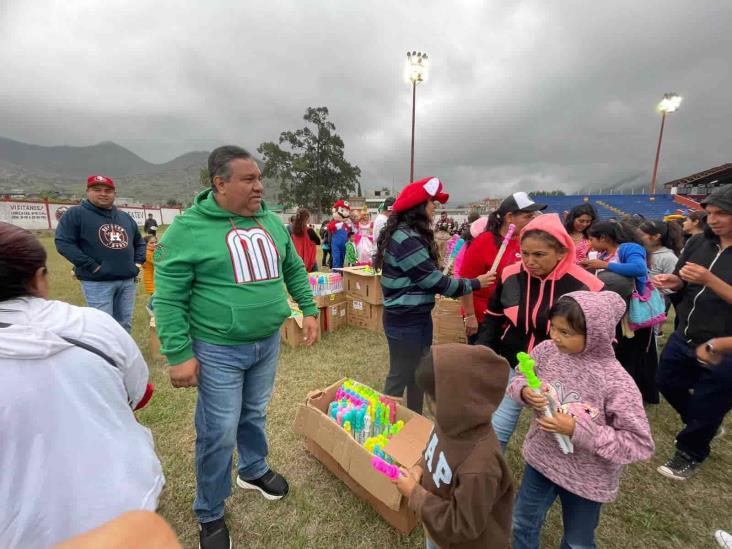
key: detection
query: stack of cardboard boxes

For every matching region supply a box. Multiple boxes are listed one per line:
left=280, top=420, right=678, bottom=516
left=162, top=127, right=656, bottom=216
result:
left=432, top=295, right=468, bottom=344
left=342, top=267, right=383, bottom=331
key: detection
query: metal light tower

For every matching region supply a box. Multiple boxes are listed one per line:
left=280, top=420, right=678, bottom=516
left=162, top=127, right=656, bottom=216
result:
left=406, top=51, right=428, bottom=183
left=650, top=93, right=683, bottom=195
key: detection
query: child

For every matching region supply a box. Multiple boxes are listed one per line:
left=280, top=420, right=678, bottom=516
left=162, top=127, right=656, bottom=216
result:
left=345, top=232, right=358, bottom=267
left=508, top=291, right=654, bottom=549
left=584, top=220, right=659, bottom=404
left=393, top=343, right=514, bottom=548
left=476, top=213, right=604, bottom=449
left=142, top=235, right=156, bottom=316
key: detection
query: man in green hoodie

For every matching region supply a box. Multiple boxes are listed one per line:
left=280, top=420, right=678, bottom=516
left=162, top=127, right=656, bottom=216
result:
left=154, top=145, right=318, bottom=549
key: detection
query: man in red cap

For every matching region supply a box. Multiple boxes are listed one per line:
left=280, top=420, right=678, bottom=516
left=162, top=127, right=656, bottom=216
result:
left=55, top=175, right=146, bottom=332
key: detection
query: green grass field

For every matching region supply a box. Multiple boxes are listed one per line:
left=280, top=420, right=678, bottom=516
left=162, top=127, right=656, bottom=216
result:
left=38, top=232, right=731, bottom=548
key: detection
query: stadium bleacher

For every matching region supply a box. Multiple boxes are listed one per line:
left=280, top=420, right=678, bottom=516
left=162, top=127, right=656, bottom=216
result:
left=534, top=194, right=688, bottom=221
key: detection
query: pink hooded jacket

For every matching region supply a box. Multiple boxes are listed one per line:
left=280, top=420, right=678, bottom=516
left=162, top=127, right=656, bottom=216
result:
left=507, top=290, right=655, bottom=502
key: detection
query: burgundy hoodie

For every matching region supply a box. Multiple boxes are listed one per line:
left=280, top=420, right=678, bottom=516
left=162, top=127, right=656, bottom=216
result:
left=507, top=291, right=655, bottom=502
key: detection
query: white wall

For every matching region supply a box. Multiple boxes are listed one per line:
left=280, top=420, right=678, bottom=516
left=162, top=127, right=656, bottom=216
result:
left=0, top=200, right=181, bottom=230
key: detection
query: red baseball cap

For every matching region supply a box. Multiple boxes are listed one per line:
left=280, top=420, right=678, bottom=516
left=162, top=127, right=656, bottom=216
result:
left=392, top=177, right=449, bottom=213
left=87, top=175, right=115, bottom=189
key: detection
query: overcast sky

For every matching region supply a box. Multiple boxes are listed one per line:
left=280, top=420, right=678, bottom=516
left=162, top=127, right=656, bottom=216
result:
left=1, top=0, right=730, bottom=202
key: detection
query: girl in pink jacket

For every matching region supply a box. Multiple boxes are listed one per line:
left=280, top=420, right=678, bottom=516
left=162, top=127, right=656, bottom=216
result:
left=508, top=290, right=654, bottom=549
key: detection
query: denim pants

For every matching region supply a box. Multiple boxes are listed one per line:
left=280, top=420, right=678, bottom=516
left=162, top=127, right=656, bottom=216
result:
left=80, top=278, right=136, bottom=332
left=657, top=332, right=732, bottom=462
left=491, top=367, right=521, bottom=451
left=513, top=464, right=602, bottom=549
left=383, top=312, right=433, bottom=413
left=192, top=333, right=280, bottom=522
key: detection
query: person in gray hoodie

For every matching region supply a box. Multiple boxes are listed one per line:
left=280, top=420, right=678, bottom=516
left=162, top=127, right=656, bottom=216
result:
left=0, top=222, right=164, bottom=548
left=508, top=291, right=654, bottom=549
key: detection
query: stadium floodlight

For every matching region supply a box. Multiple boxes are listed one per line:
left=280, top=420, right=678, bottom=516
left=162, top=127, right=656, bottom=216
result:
left=650, top=93, right=683, bottom=195
left=658, top=93, right=682, bottom=113
left=406, top=51, right=428, bottom=182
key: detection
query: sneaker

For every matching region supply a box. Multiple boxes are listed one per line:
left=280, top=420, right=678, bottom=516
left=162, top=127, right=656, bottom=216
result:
left=237, top=469, right=289, bottom=500
left=714, top=426, right=726, bottom=440
left=657, top=451, right=699, bottom=481
left=145, top=302, right=154, bottom=317
left=716, top=530, right=732, bottom=548
left=199, top=518, right=231, bottom=549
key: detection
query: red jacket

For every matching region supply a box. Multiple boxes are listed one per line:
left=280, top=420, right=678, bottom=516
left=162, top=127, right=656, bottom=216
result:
left=460, top=232, right=521, bottom=322
left=291, top=232, right=316, bottom=272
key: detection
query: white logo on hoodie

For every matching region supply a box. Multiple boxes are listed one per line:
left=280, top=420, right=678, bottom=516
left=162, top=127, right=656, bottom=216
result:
left=226, top=227, right=280, bottom=283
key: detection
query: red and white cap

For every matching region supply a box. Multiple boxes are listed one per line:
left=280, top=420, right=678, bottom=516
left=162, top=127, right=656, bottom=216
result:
left=392, top=177, right=449, bottom=213
left=86, top=175, right=115, bottom=189
left=333, top=199, right=351, bottom=210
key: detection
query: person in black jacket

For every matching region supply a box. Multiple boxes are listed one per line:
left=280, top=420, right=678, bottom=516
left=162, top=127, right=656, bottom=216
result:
left=144, top=214, right=159, bottom=236
left=55, top=175, right=146, bottom=333
left=654, top=184, right=732, bottom=481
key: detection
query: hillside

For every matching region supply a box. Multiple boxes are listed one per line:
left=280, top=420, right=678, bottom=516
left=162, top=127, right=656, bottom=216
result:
left=0, top=136, right=276, bottom=205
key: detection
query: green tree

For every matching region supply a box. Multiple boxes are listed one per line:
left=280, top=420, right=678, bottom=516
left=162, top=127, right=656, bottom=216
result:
left=530, top=190, right=566, bottom=197
left=258, top=107, right=361, bottom=213
left=199, top=167, right=210, bottom=187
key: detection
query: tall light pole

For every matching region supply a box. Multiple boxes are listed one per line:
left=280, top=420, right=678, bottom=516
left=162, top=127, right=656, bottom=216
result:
left=650, top=92, right=682, bottom=196
left=406, top=51, right=428, bottom=183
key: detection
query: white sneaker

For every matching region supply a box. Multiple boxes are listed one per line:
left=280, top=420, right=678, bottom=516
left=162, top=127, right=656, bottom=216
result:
left=716, top=530, right=732, bottom=548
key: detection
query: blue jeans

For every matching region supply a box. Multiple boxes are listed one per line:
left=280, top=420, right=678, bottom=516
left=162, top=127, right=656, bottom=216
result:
left=657, top=332, right=732, bottom=462
left=513, top=464, right=602, bottom=549
left=192, top=333, right=280, bottom=522
left=80, top=278, right=136, bottom=332
left=491, top=367, right=522, bottom=451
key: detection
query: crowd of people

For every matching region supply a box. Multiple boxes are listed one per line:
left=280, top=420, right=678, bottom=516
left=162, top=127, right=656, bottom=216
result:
left=1, top=145, right=730, bottom=549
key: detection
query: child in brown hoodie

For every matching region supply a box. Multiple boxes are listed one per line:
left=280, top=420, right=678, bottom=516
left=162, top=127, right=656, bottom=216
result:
left=393, top=343, right=514, bottom=549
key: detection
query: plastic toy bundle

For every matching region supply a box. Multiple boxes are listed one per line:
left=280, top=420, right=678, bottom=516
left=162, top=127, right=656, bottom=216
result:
left=307, top=272, right=343, bottom=296
left=327, top=380, right=404, bottom=461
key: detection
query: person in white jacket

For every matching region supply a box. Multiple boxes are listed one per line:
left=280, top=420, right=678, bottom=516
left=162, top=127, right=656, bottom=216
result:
left=0, top=221, right=165, bottom=549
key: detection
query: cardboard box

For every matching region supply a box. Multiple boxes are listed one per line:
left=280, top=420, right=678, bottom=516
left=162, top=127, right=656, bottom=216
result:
left=320, top=300, right=348, bottom=333
left=313, top=290, right=346, bottom=309
left=342, top=267, right=383, bottom=305
left=280, top=309, right=321, bottom=348
left=432, top=296, right=467, bottom=345
left=347, top=296, right=383, bottom=331
left=293, top=379, right=433, bottom=533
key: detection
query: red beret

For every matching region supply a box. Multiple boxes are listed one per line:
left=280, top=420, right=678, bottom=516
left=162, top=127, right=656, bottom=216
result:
left=392, top=177, right=449, bottom=213
left=87, top=175, right=115, bottom=189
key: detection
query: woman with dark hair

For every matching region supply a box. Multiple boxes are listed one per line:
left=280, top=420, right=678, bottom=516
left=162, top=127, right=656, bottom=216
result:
left=291, top=208, right=321, bottom=272
left=0, top=222, right=164, bottom=547
left=563, top=204, right=597, bottom=263
left=460, top=192, right=547, bottom=342
left=584, top=220, right=659, bottom=404
left=682, top=210, right=707, bottom=240
left=374, top=177, right=495, bottom=412
left=639, top=220, right=683, bottom=279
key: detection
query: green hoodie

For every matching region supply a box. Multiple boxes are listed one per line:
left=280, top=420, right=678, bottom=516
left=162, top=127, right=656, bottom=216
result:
left=154, top=189, right=317, bottom=365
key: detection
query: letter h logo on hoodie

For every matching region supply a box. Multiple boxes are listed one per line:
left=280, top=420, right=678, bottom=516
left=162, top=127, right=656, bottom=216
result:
left=226, top=227, right=280, bottom=283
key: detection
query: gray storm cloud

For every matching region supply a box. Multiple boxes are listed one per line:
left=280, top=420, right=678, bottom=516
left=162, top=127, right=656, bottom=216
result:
left=0, top=0, right=730, bottom=202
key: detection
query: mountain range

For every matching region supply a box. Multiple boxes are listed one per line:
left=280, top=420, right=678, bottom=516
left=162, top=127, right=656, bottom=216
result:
left=0, top=136, right=273, bottom=205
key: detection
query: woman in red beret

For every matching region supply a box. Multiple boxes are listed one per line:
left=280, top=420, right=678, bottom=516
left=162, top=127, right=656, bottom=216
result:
left=373, top=177, right=496, bottom=412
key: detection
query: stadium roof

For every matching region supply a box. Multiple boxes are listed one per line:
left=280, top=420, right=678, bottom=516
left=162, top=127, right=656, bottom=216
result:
left=664, top=163, right=732, bottom=190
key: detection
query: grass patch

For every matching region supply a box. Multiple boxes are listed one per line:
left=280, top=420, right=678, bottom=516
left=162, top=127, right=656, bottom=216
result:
left=38, top=234, right=731, bottom=548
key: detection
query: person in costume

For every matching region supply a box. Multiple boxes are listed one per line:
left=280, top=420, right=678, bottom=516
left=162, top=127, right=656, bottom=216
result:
left=327, top=200, right=352, bottom=269
left=354, top=206, right=375, bottom=265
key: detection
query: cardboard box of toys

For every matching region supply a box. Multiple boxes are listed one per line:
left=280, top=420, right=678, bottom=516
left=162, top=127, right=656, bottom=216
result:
left=432, top=295, right=468, bottom=345
left=293, top=379, right=433, bottom=533
left=347, top=297, right=383, bottom=331
left=314, top=290, right=345, bottom=310
left=320, top=299, right=348, bottom=333
left=341, top=266, right=383, bottom=305
left=281, top=301, right=321, bottom=348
